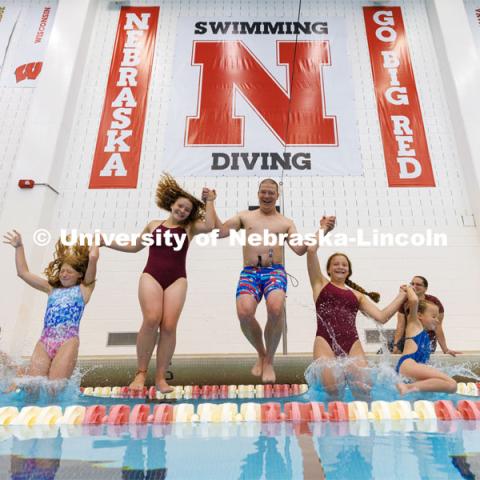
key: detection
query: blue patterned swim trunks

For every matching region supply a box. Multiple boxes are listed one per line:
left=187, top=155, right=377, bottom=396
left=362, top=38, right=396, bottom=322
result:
left=236, top=264, right=287, bottom=302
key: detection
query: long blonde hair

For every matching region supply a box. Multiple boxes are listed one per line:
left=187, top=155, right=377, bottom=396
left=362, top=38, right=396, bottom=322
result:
left=44, top=237, right=90, bottom=287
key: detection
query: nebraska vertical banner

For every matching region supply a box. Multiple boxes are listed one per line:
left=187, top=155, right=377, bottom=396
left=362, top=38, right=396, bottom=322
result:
left=0, top=3, right=57, bottom=87
left=363, top=7, right=435, bottom=187
left=0, top=5, right=21, bottom=71
left=89, top=6, right=159, bottom=189
left=164, top=18, right=362, bottom=176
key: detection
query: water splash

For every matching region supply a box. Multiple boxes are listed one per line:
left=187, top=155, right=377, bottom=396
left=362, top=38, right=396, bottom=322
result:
left=0, top=367, right=84, bottom=408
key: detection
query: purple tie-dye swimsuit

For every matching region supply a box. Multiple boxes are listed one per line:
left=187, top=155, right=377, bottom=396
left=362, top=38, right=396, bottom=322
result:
left=39, top=285, right=85, bottom=359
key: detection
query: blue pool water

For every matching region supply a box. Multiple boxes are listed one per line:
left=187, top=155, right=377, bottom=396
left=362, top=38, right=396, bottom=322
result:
left=1, top=360, right=480, bottom=479
left=0, top=420, right=479, bottom=479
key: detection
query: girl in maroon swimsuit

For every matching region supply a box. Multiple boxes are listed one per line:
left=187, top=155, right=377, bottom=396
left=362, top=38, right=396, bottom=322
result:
left=103, top=174, right=216, bottom=393
left=306, top=219, right=407, bottom=398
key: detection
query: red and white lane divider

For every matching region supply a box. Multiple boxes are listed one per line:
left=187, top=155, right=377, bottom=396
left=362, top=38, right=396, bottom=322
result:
left=1, top=399, right=480, bottom=428
left=80, top=383, right=309, bottom=400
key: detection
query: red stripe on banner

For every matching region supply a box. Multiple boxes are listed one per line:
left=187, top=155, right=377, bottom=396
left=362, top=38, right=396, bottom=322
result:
left=363, top=7, right=435, bottom=187
left=89, top=6, right=159, bottom=189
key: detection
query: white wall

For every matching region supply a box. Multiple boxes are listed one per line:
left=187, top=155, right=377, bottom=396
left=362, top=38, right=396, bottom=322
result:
left=1, top=0, right=479, bottom=358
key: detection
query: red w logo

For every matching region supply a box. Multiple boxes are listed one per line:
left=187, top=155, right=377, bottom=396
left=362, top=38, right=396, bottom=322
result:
left=186, top=41, right=337, bottom=146
left=15, top=62, right=43, bottom=83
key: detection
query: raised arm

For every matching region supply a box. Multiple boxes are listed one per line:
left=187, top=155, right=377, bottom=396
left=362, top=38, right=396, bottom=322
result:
left=213, top=209, right=243, bottom=239
left=83, top=244, right=99, bottom=286
left=287, top=215, right=336, bottom=256
left=3, top=230, right=51, bottom=293
left=305, top=217, right=335, bottom=297
left=80, top=244, right=99, bottom=303
left=102, top=222, right=153, bottom=253
left=286, top=221, right=307, bottom=256
left=359, top=285, right=408, bottom=325
left=306, top=244, right=329, bottom=300
left=190, top=188, right=216, bottom=236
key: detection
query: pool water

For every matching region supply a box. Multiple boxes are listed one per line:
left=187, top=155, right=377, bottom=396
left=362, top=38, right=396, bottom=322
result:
left=1, top=360, right=479, bottom=479
left=0, top=420, right=479, bottom=479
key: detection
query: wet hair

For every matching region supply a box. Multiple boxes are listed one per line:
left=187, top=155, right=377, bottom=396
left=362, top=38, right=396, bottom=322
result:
left=413, top=275, right=428, bottom=288
left=155, top=173, right=205, bottom=225
left=44, top=237, right=90, bottom=287
left=326, top=253, right=380, bottom=303
left=258, top=178, right=279, bottom=192
left=418, top=300, right=438, bottom=315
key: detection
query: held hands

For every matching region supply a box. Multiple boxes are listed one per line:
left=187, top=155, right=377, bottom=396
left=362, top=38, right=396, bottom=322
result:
left=319, top=215, right=336, bottom=235
left=98, top=234, right=107, bottom=247
left=3, top=230, right=23, bottom=248
left=404, top=283, right=417, bottom=299
left=307, top=216, right=336, bottom=252
left=202, top=188, right=217, bottom=202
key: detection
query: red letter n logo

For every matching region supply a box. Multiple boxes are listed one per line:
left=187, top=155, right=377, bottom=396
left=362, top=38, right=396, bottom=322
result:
left=186, top=41, right=337, bottom=146
left=15, top=62, right=43, bottom=83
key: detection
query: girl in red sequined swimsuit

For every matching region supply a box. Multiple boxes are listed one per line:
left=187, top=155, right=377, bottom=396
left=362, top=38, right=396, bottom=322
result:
left=306, top=219, right=407, bottom=398
left=103, top=174, right=216, bottom=393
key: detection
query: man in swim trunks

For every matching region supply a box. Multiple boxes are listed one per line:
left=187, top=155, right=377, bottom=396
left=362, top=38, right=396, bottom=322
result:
left=213, top=179, right=335, bottom=383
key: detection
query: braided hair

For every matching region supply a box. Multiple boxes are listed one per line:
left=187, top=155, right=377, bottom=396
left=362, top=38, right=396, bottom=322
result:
left=326, top=253, right=380, bottom=303
left=155, top=173, right=205, bottom=225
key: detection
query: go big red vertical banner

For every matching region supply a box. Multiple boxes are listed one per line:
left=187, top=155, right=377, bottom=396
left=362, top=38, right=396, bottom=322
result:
left=89, top=6, right=159, bottom=189
left=363, top=7, right=435, bottom=187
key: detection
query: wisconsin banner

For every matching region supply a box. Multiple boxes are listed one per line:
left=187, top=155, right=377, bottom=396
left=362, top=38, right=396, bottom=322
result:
left=164, top=18, right=362, bottom=176
left=0, top=4, right=21, bottom=71
left=89, top=6, right=159, bottom=189
left=0, top=2, right=57, bottom=87
left=465, top=1, right=480, bottom=54
left=363, top=7, right=435, bottom=187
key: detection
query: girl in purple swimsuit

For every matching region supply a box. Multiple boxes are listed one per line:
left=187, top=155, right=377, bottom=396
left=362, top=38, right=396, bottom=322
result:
left=306, top=219, right=407, bottom=398
left=103, top=174, right=216, bottom=393
left=3, top=231, right=98, bottom=383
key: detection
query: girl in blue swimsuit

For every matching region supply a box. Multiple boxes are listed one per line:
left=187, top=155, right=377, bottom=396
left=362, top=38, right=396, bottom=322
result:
left=396, top=285, right=456, bottom=395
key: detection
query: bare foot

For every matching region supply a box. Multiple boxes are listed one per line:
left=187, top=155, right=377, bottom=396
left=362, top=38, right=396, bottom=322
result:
left=396, top=382, right=417, bottom=396
left=156, top=379, right=174, bottom=394
left=262, top=362, right=276, bottom=384
left=251, top=356, right=264, bottom=377
left=129, top=371, right=147, bottom=391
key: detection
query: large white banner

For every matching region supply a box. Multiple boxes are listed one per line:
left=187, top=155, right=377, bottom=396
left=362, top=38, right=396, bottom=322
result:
left=0, top=2, right=57, bottom=87
left=465, top=1, right=480, bottom=53
left=164, top=18, right=362, bottom=176
left=0, top=4, right=20, bottom=70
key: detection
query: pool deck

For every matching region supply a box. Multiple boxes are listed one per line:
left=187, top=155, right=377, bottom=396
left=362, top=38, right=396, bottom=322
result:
left=68, top=353, right=480, bottom=387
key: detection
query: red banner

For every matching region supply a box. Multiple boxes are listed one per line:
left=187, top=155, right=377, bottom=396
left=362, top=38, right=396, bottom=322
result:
left=363, top=7, right=435, bottom=187
left=89, top=6, right=159, bottom=189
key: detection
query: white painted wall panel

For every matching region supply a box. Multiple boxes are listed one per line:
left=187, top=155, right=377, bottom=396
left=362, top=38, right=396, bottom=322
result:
left=1, top=0, right=479, bottom=358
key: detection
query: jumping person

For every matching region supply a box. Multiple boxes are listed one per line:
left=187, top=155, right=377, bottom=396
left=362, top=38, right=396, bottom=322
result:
left=213, top=178, right=336, bottom=383
left=392, top=275, right=461, bottom=356
left=102, top=174, right=216, bottom=393
left=396, top=285, right=457, bottom=395
left=3, top=230, right=98, bottom=383
left=306, top=222, right=407, bottom=398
